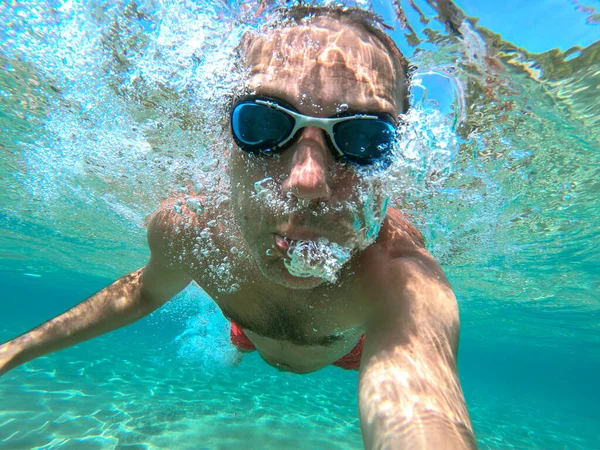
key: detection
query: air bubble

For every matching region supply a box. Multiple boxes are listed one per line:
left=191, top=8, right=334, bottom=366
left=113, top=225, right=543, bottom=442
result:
left=336, top=103, right=349, bottom=113
left=187, top=198, right=203, bottom=212
left=254, top=177, right=272, bottom=196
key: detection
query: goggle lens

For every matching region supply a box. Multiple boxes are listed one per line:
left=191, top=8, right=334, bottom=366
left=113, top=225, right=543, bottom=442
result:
left=333, top=119, right=396, bottom=163
left=231, top=102, right=294, bottom=150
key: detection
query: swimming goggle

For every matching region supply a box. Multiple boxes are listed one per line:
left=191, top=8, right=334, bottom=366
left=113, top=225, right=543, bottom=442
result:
left=230, top=96, right=398, bottom=166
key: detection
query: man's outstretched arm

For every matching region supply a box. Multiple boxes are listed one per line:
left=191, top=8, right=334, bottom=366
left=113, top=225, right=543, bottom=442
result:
left=358, top=252, right=475, bottom=450
left=0, top=210, right=192, bottom=376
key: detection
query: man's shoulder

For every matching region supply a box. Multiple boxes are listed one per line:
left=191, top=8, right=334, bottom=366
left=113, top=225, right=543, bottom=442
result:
left=147, top=198, right=200, bottom=240
left=378, top=207, right=450, bottom=290
left=145, top=195, right=222, bottom=261
left=377, top=207, right=426, bottom=257
left=145, top=195, right=248, bottom=287
left=364, top=207, right=459, bottom=349
left=363, top=209, right=458, bottom=328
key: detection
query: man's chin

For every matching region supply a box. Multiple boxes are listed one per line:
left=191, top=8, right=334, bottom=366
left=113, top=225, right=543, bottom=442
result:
left=259, top=261, right=327, bottom=290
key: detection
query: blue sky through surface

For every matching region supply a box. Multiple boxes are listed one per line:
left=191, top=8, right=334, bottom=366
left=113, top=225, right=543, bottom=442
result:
left=454, top=0, right=600, bottom=52
left=372, top=0, right=600, bottom=53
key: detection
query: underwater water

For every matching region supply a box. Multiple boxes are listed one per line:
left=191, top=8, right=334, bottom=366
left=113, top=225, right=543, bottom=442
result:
left=1, top=0, right=599, bottom=449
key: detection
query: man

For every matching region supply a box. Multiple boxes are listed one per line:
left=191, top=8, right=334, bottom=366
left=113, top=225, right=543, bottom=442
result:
left=0, top=6, right=475, bottom=449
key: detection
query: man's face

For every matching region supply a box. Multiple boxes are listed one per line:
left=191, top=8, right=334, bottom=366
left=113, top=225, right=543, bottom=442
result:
left=229, top=18, right=405, bottom=289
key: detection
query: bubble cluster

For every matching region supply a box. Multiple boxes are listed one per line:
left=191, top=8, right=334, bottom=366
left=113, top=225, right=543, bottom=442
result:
left=190, top=218, right=245, bottom=294
left=0, top=0, right=477, bottom=281
left=171, top=286, right=240, bottom=371
left=284, top=238, right=353, bottom=283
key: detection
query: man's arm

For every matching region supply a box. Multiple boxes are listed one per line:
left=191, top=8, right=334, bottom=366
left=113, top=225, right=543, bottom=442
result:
left=358, top=251, right=475, bottom=449
left=0, top=210, right=192, bottom=376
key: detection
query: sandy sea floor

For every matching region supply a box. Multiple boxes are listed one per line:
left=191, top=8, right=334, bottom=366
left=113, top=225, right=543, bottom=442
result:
left=1, top=325, right=599, bottom=450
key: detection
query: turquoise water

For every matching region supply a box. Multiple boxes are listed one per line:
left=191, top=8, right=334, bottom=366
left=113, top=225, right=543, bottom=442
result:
left=1, top=0, right=599, bottom=449
left=2, top=271, right=599, bottom=449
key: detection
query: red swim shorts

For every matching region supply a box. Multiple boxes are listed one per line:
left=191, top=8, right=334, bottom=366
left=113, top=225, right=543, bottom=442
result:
left=230, top=322, right=364, bottom=370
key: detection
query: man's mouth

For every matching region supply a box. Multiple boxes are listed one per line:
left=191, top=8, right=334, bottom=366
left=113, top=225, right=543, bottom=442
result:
left=273, top=231, right=321, bottom=256
left=274, top=234, right=292, bottom=254
left=271, top=233, right=353, bottom=282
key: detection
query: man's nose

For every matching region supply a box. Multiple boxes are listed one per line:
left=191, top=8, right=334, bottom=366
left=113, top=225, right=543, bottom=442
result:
left=282, top=126, right=332, bottom=202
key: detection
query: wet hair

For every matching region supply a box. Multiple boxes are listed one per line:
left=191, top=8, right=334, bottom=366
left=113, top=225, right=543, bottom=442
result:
left=238, top=5, right=412, bottom=114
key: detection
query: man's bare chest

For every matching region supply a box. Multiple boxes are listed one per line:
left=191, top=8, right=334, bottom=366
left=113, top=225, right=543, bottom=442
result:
left=211, top=285, right=365, bottom=372
left=213, top=283, right=363, bottom=345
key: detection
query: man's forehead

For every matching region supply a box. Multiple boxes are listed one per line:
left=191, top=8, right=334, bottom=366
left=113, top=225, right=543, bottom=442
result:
left=241, top=19, right=404, bottom=115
